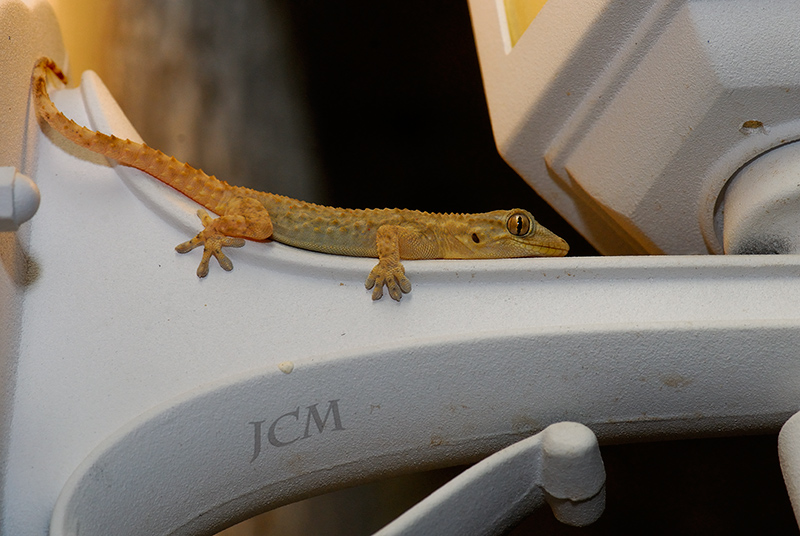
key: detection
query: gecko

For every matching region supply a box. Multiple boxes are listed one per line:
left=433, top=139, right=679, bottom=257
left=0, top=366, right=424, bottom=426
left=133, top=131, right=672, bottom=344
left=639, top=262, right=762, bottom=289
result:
left=31, top=57, right=569, bottom=301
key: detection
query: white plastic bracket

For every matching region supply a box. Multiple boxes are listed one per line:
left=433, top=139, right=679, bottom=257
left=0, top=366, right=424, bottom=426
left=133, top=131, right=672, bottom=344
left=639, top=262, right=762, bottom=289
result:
left=23, top=71, right=800, bottom=536
left=374, top=422, right=605, bottom=535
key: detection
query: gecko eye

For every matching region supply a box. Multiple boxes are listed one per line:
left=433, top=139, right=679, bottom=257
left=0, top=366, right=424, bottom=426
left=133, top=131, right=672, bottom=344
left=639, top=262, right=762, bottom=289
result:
left=507, top=213, right=532, bottom=236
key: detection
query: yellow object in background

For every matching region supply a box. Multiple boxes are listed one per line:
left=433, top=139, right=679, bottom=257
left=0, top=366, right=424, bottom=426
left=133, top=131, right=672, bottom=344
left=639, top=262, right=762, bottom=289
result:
left=503, top=0, right=547, bottom=47
left=47, top=0, right=113, bottom=85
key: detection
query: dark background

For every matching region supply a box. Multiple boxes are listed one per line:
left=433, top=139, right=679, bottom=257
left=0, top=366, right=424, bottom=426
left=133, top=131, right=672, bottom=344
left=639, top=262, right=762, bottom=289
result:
left=282, top=1, right=596, bottom=256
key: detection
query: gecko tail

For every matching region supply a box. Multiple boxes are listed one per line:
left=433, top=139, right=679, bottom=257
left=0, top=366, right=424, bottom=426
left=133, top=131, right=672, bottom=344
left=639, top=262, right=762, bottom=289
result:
left=31, top=57, right=234, bottom=213
left=33, top=57, right=68, bottom=86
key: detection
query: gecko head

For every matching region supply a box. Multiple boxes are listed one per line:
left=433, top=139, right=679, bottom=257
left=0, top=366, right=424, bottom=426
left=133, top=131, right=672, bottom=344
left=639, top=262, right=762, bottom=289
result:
left=453, top=209, right=569, bottom=259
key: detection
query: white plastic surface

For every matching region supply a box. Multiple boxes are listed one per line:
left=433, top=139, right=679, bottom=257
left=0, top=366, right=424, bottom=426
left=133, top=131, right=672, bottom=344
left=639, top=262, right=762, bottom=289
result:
left=468, top=0, right=800, bottom=256
left=721, top=140, right=800, bottom=255
left=0, top=167, right=41, bottom=231
left=375, top=422, right=605, bottom=535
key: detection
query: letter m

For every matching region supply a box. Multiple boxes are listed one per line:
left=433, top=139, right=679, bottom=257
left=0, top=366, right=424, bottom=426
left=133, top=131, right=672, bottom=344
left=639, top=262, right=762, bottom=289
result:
left=303, top=399, right=345, bottom=438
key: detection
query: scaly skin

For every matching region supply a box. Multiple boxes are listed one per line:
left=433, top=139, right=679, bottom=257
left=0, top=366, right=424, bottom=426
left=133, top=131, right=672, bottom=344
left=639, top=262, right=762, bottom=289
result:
left=32, top=57, right=569, bottom=300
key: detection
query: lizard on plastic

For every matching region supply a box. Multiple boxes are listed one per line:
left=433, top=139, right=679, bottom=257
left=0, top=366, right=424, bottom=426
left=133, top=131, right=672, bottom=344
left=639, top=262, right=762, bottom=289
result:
left=31, top=57, right=569, bottom=301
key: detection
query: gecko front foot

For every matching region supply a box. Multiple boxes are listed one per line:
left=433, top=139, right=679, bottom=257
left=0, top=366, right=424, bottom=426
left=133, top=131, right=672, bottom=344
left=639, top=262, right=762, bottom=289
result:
left=175, top=210, right=246, bottom=277
left=365, top=261, right=412, bottom=301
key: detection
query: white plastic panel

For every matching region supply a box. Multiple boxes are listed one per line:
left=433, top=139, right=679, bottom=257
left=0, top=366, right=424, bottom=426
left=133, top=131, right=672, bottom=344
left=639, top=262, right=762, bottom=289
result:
left=468, top=0, right=800, bottom=255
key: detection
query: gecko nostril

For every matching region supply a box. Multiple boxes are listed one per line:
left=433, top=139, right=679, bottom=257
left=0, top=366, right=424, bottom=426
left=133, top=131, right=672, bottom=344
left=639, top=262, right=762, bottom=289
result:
left=472, top=233, right=480, bottom=243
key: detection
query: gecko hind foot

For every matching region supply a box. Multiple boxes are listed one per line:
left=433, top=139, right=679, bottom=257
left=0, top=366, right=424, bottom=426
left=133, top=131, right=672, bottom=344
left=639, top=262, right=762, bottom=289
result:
left=175, top=210, right=246, bottom=277
left=365, top=262, right=412, bottom=301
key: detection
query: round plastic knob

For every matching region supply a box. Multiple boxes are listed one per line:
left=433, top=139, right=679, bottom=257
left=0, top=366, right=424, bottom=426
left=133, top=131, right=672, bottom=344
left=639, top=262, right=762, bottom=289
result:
left=0, top=167, right=41, bottom=231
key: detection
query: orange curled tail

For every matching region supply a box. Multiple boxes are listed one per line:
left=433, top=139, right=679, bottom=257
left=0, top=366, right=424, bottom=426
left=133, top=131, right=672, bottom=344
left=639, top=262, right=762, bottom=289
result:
left=33, top=57, right=68, bottom=86
left=30, top=57, right=236, bottom=215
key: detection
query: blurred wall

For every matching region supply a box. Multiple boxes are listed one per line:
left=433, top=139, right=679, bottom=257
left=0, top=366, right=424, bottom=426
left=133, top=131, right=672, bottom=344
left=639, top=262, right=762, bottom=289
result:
left=47, top=0, right=324, bottom=200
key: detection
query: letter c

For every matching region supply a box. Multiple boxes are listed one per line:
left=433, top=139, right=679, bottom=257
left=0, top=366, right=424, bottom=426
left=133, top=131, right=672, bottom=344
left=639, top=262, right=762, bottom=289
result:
left=267, top=407, right=301, bottom=447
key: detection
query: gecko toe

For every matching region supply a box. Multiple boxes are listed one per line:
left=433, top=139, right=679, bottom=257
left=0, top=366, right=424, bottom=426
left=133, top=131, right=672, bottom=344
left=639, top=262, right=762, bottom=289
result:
left=371, top=283, right=384, bottom=300
left=387, top=276, right=410, bottom=301
left=386, top=278, right=402, bottom=301
left=196, top=251, right=211, bottom=278
left=216, top=251, right=234, bottom=271
left=387, top=286, right=402, bottom=301
left=175, top=237, right=202, bottom=254
left=221, top=237, right=246, bottom=248
left=398, top=275, right=412, bottom=294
